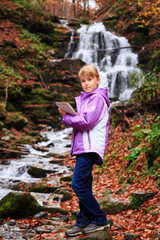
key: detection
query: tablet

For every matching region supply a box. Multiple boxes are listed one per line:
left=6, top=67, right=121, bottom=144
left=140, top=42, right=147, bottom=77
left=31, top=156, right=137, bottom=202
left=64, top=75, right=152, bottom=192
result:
left=56, top=102, right=77, bottom=116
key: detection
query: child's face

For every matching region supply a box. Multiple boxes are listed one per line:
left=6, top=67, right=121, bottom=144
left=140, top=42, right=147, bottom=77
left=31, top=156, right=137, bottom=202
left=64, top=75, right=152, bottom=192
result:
left=80, top=74, right=100, bottom=93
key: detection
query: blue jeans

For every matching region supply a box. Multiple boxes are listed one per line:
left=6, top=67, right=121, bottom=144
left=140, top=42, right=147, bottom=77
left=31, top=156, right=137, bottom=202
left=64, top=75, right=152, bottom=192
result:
left=71, top=153, right=108, bottom=228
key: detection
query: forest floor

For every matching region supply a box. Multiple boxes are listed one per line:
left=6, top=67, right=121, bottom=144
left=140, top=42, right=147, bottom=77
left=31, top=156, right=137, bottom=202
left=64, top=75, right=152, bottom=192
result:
left=6, top=111, right=158, bottom=240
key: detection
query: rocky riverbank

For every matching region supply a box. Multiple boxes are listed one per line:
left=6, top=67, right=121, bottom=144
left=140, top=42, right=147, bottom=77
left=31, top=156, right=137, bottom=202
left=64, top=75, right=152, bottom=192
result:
left=0, top=152, right=158, bottom=240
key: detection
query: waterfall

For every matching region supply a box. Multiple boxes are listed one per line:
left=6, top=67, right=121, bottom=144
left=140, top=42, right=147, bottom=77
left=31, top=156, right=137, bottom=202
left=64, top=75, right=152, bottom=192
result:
left=65, top=22, right=140, bottom=101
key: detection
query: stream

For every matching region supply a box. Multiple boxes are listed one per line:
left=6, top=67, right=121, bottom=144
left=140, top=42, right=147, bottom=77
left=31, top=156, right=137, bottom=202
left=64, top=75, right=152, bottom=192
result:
left=0, top=127, right=72, bottom=205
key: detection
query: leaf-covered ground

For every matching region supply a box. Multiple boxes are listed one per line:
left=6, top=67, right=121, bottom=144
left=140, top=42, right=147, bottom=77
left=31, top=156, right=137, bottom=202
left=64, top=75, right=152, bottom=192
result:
left=21, top=112, right=159, bottom=240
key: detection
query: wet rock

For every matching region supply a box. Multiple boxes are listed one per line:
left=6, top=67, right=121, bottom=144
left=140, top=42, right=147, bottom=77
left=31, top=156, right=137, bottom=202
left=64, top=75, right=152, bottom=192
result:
left=33, top=211, right=48, bottom=219
left=0, top=192, right=44, bottom=218
left=33, top=144, right=48, bottom=152
left=45, top=207, right=69, bottom=215
left=60, top=176, right=72, bottom=182
left=27, top=166, right=53, bottom=178
left=61, top=190, right=73, bottom=202
left=0, top=223, right=36, bottom=240
left=26, top=182, right=59, bottom=193
left=57, top=214, right=69, bottom=222
left=49, top=159, right=64, bottom=165
left=53, top=195, right=60, bottom=201
left=17, top=165, right=29, bottom=176
left=36, top=225, right=55, bottom=233
left=46, top=142, right=55, bottom=147
left=0, top=226, right=25, bottom=240
left=65, top=144, right=71, bottom=148
left=4, top=219, right=17, bottom=227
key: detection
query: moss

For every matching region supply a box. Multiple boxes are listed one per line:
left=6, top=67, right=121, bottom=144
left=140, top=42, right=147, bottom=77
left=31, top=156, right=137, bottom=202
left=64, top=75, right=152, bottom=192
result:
left=98, top=198, right=127, bottom=215
left=6, top=112, right=28, bottom=130
left=80, top=18, right=89, bottom=24
left=0, top=192, right=44, bottom=218
left=129, top=196, right=144, bottom=209
left=12, top=182, right=59, bottom=193
left=28, top=184, right=59, bottom=193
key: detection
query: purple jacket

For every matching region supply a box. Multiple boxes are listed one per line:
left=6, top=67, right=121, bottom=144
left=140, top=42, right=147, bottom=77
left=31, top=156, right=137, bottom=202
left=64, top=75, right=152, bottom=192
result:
left=63, top=87, right=110, bottom=166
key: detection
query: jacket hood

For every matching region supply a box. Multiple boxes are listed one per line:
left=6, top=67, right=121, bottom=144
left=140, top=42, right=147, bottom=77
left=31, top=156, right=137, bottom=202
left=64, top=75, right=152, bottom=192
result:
left=80, top=87, right=110, bottom=107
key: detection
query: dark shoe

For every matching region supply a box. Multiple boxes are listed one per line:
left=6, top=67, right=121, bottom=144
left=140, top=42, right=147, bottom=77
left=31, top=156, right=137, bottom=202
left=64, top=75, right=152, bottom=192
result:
left=82, top=223, right=110, bottom=234
left=65, top=225, right=83, bottom=237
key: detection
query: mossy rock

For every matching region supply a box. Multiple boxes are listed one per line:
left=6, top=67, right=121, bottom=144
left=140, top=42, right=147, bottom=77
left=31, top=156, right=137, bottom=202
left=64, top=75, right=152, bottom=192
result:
left=45, top=207, right=69, bottom=215
left=28, top=184, right=59, bottom=193
left=98, top=189, right=128, bottom=215
left=27, top=166, right=49, bottom=178
left=6, top=112, right=28, bottom=130
left=0, top=192, right=44, bottom=219
left=12, top=182, right=60, bottom=193
left=61, top=190, right=73, bottom=202
left=98, top=197, right=128, bottom=215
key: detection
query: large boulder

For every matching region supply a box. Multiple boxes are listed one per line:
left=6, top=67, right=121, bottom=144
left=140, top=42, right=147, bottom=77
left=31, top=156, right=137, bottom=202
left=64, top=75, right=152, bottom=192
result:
left=0, top=192, right=44, bottom=219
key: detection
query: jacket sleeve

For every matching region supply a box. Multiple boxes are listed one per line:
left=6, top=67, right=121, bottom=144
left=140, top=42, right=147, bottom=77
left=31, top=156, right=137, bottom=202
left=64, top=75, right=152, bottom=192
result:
left=62, top=94, right=106, bottom=131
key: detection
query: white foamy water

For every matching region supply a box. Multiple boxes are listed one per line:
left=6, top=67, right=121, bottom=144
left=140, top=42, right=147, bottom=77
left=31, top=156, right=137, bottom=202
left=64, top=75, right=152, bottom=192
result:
left=65, top=22, right=141, bottom=101
left=0, top=128, right=72, bottom=200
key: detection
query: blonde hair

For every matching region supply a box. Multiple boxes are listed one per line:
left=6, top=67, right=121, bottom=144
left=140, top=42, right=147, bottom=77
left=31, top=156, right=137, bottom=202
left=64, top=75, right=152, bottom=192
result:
left=78, top=64, right=100, bottom=79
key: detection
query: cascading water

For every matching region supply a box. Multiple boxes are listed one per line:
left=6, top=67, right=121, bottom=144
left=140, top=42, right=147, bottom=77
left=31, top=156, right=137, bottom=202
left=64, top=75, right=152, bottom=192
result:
left=0, top=128, right=72, bottom=201
left=65, top=22, right=140, bottom=101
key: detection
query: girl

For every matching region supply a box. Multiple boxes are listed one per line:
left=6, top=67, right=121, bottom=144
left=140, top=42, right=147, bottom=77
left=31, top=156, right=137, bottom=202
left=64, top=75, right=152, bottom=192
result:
left=58, top=64, right=110, bottom=237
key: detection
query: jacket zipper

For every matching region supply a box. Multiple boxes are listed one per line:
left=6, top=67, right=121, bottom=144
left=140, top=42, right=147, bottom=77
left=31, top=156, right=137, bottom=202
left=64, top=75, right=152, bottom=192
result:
left=87, top=130, right=91, bottom=150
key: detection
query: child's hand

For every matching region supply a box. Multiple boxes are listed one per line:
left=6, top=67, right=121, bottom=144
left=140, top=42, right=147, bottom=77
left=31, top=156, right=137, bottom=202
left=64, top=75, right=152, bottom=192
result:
left=58, top=108, right=66, bottom=116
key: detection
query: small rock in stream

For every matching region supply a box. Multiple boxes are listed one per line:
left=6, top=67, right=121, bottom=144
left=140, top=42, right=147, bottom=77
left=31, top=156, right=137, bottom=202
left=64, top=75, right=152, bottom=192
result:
left=36, top=225, right=55, bottom=233
left=33, top=211, right=48, bottom=219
